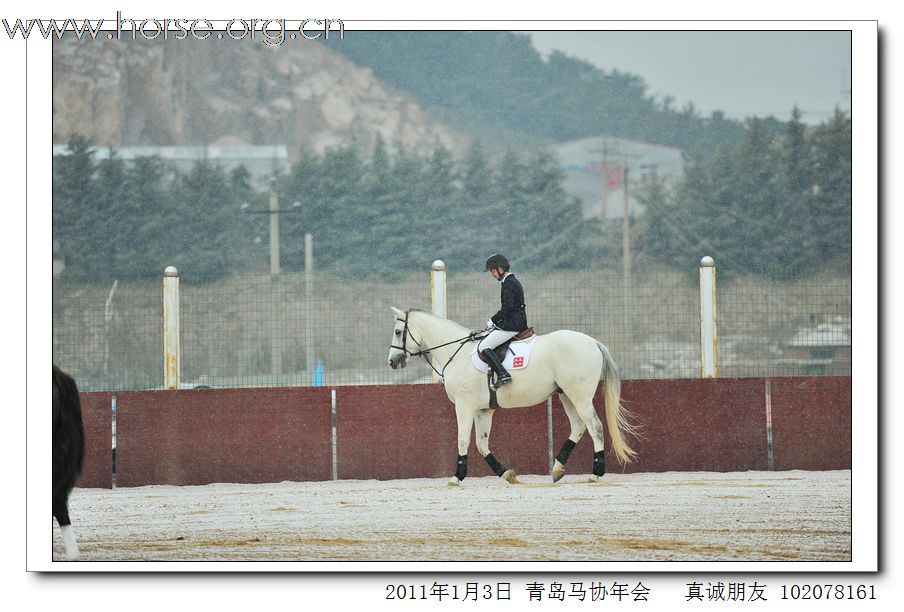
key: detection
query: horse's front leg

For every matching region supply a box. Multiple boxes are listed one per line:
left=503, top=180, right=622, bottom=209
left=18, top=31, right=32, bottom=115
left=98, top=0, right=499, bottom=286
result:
left=474, top=409, right=521, bottom=484
left=448, top=401, right=475, bottom=487
left=53, top=496, right=80, bottom=560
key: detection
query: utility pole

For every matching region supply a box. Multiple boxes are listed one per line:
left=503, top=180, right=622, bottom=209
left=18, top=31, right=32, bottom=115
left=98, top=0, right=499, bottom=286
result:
left=305, top=232, right=315, bottom=385
left=591, top=136, right=618, bottom=229
left=241, top=192, right=305, bottom=381
left=268, top=188, right=282, bottom=378
left=241, top=194, right=303, bottom=274
left=621, top=158, right=634, bottom=351
left=622, top=161, right=631, bottom=287
left=841, top=65, right=852, bottom=116
left=269, top=189, right=280, bottom=275
left=600, top=136, right=610, bottom=223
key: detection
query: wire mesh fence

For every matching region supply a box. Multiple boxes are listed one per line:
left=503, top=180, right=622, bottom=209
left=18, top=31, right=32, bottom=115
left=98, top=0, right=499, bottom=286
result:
left=53, top=277, right=162, bottom=391
left=52, top=263, right=851, bottom=392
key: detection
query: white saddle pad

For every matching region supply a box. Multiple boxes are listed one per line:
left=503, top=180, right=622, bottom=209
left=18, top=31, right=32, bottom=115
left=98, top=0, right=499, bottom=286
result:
left=471, top=336, right=538, bottom=373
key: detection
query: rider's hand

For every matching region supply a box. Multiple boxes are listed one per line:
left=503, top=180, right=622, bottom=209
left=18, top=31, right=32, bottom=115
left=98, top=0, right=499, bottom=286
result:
left=486, top=319, right=494, bottom=329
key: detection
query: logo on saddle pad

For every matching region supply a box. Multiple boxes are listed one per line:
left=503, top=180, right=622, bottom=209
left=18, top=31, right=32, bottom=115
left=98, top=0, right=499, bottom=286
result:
left=471, top=336, right=538, bottom=373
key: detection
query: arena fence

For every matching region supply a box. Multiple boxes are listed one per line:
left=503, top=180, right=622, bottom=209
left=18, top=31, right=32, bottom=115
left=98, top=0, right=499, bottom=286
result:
left=53, top=258, right=851, bottom=392
left=76, top=375, right=851, bottom=489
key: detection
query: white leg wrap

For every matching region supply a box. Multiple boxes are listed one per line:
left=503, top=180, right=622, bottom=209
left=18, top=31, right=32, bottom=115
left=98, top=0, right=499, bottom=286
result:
left=61, top=524, right=80, bottom=561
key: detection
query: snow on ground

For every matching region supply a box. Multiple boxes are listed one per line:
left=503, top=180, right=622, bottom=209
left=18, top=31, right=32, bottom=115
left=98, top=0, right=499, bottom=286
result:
left=53, top=470, right=851, bottom=562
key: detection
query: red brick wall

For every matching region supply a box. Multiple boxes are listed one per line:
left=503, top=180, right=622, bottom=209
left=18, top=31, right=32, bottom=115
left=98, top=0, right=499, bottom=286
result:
left=115, top=387, right=332, bottom=486
left=91, top=376, right=850, bottom=486
left=335, top=385, right=454, bottom=480
left=770, top=376, right=852, bottom=470
left=76, top=392, right=113, bottom=489
left=627, top=378, right=769, bottom=473
left=335, top=385, right=551, bottom=480
left=549, top=378, right=769, bottom=475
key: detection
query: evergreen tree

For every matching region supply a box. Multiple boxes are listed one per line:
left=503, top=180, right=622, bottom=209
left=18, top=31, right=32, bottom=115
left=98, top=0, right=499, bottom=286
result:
left=53, top=136, right=98, bottom=275
left=808, top=109, right=852, bottom=263
left=119, top=156, right=174, bottom=277
left=227, top=165, right=265, bottom=273
left=485, top=149, right=527, bottom=259
left=446, top=141, right=495, bottom=271
left=774, top=107, right=818, bottom=268
left=94, top=151, right=129, bottom=272
left=518, top=149, right=597, bottom=269
left=377, top=150, right=428, bottom=271
left=462, top=140, right=493, bottom=201
left=278, top=148, right=323, bottom=270
left=167, top=161, right=247, bottom=280
left=281, top=146, right=368, bottom=272
left=640, top=111, right=852, bottom=278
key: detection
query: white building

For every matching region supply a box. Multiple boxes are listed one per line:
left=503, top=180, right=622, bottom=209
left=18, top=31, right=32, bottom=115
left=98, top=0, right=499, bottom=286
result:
left=51, top=143, right=290, bottom=191
left=553, top=135, right=684, bottom=225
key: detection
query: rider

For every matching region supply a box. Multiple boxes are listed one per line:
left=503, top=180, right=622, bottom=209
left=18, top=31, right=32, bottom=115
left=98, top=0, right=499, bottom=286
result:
left=477, top=253, right=528, bottom=389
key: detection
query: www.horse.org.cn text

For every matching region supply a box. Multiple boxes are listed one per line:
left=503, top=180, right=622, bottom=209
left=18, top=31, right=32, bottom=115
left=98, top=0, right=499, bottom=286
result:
left=3, top=13, right=345, bottom=45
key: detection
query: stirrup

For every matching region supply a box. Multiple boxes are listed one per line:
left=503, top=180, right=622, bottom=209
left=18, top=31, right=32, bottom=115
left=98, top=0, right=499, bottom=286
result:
left=491, top=374, right=512, bottom=390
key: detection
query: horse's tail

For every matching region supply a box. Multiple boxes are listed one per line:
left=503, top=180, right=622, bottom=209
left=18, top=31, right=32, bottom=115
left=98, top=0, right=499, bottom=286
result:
left=596, top=341, right=638, bottom=465
left=53, top=365, right=85, bottom=479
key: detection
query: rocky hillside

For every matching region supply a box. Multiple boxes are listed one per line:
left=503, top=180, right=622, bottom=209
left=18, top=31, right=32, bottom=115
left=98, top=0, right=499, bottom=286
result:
left=52, top=38, right=470, bottom=160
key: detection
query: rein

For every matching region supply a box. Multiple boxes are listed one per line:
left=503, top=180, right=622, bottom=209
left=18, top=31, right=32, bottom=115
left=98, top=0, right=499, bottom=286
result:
left=390, top=312, right=487, bottom=379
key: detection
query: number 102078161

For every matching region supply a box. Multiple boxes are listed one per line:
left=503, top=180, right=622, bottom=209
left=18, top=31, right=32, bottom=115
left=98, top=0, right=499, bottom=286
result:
left=781, top=584, right=876, bottom=600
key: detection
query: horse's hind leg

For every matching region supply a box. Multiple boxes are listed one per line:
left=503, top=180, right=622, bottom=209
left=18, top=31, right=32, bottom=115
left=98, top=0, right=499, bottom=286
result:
left=53, top=492, right=80, bottom=561
left=552, top=393, right=587, bottom=483
left=474, top=409, right=520, bottom=484
left=571, top=395, right=607, bottom=482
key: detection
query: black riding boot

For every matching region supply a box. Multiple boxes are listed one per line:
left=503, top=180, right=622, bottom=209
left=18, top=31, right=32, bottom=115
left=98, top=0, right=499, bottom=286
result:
left=482, top=349, right=512, bottom=389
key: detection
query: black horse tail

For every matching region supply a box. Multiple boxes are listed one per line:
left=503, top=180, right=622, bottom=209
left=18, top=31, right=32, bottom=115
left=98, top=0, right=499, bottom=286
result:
left=53, top=365, right=85, bottom=483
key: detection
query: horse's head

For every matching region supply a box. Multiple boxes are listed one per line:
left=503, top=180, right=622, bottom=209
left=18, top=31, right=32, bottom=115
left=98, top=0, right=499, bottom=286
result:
left=388, top=307, right=409, bottom=369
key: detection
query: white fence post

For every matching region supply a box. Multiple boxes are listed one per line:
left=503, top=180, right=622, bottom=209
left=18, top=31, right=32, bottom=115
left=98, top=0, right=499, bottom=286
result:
left=699, top=256, right=718, bottom=378
left=331, top=389, right=338, bottom=480
left=163, top=266, right=181, bottom=390
left=430, top=260, right=447, bottom=382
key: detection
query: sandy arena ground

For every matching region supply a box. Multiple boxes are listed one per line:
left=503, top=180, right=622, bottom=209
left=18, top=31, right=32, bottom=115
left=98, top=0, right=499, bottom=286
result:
left=52, top=470, right=851, bottom=562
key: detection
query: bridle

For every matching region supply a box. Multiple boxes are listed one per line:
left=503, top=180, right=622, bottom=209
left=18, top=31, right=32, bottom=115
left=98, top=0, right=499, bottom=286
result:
left=390, top=310, right=487, bottom=379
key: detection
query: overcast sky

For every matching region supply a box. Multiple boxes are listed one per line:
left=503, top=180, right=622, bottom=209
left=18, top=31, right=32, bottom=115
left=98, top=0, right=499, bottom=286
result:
left=528, top=31, right=851, bottom=125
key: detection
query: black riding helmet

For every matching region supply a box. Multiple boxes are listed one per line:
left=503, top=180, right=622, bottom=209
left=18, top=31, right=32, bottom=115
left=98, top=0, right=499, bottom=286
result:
left=484, top=253, right=510, bottom=272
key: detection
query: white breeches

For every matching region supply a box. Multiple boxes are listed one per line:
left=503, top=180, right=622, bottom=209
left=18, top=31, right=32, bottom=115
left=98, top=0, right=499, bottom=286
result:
left=477, top=328, right=518, bottom=352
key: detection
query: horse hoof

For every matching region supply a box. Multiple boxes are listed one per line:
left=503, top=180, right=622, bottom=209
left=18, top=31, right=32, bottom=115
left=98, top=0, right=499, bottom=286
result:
left=552, top=461, right=566, bottom=483
left=447, top=477, right=461, bottom=487
left=587, top=475, right=600, bottom=483
left=501, top=469, right=521, bottom=484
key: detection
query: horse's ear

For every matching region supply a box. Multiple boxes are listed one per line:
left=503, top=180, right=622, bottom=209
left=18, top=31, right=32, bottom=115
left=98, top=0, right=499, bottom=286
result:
left=390, top=307, right=405, bottom=318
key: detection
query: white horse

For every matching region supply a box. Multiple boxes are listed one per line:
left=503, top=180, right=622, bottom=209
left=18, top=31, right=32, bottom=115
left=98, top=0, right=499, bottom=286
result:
left=387, top=308, right=636, bottom=485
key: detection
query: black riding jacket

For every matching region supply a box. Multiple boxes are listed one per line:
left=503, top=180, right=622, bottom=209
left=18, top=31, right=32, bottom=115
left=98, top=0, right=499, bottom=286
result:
left=491, top=273, right=528, bottom=332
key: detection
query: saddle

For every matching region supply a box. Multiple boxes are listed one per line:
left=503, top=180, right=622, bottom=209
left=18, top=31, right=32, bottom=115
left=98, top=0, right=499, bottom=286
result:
left=478, top=327, right=535, bottom=363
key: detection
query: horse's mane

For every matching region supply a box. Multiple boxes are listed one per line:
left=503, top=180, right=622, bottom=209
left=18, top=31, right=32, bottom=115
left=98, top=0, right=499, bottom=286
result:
left=407, top=308, right=472, bottom=335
